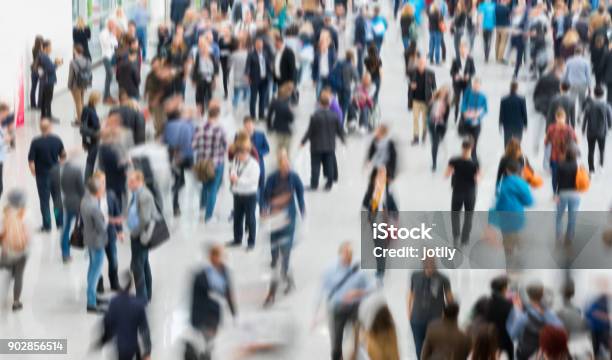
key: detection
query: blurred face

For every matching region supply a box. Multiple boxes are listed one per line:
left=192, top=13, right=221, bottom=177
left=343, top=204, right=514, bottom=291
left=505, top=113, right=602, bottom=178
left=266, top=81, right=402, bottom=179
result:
left=339, top=244, right=353, bottom=265
left=210, top=247, right=223, bottom=267
left=472, top=81, right=481, bottom=92
left=460, top=43, right=468, bottom=58
left=127, top=175, right=140, bottom=191
left=255, top=39, right=263, bottom=52
left=244, top=121, right=254, bottom=134
left=128, top=24, right=136, bottom=37
left=417, top=57, right=426, bottom=71
left=279, top=155, right=290, bottom=174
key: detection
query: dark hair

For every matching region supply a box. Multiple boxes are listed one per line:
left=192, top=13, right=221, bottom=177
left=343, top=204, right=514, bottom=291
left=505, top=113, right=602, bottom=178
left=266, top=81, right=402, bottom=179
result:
left=74, top=44, right=84, bottom=55
left=0, top=103, right=9, bottom=113
left=471, top=324, right=499, bottom=360
left=461, top=137, right=474, bottom=150
left=243, top=116, right=254, bottom=124
left=208, top=103, right=221, bottom=118
left=510, top=81, right=518, bottom=94
left=560, top=82, right=571, bottom=92
left=443, top=302, right=460, bottom=320
left=526, top=282, right=545, bottom=303
left=561, top=280, right=575, bottom=301
left=594, top=85, right=605, bottom=98
left=491, top=275, right=509, bottom=293
left=42, top=40, right=51, bottom=49
left=346, top=49, right=354, bottom=63
left=564, top=147, right=577, bottom=162
left=128, top=20, right=137, bottom=28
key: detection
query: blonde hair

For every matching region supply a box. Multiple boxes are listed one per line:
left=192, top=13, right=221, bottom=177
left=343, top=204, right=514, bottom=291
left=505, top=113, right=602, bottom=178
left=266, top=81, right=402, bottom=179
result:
left=401, top=3, right=415, bottom=17
left=88, top=91, right=101, bottom=107
left=1, top=206, right=28, bottom=254
left=364, top=306, right=400, bottom=360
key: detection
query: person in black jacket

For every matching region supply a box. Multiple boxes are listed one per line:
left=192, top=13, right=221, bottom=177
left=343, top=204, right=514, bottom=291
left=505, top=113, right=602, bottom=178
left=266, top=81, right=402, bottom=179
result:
left=73, top=17, right=92, bottom=60
left=272, top=33, right=297, bottom=87
left=547, top=81, right=576, bottom=129
left=189, top=244, right=236, bottom=360
left=485, top=276, right=514, bottom=360
left=582, top=86, right=612, bottom=173
left=267, top=82, right=295, bottom=154
left=300, top=91, right=346, bottom=191
left=97, top=116, right=129, bottom=210
left=192, top=38, right=219, bottom=115
left=450, top=41, right=476, bottom=123
left=366, top=124, right=398, bottom=180
left=600, top=45, right=612, bottom=105
left=533, top=61, right=564, bottom=152
left=499, top=81, right=528, bottom=146
left=116, top=45, right=141, bottom=100
left=109, top=92, right=146, bottom=146
left=591, top=27, right=608, bottom=87
left=354, top=8, right=367, bottom=78
left=246, top=37, right=272, bottom=121
left=97, top=272, right=151, bottom=360
left=408, top=55, right=437, bottom=145
left=80, top=93, right=101, bottom=180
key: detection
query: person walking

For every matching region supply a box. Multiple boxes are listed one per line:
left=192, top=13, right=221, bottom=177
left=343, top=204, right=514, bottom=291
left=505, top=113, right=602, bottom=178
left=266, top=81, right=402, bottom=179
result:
left=96, top=272, right=152, bottom=360
left=60, top=154, right=85, bottom=263
left=421, top=302, right=471, bottom=359
left=400, top=4, right=417, bottom=51
left=30, top=36, right=44, bottom=109
left=80, top=93, right=101, bottom=179
left=68, top=44, right=92, bottom=126
left=127, top=170, right=157, bottom=303
left=192, top=37, right=219, bottom=115
left=494, top=0, right=511, bottom=63
left=227, top=137, right=260, bottom=250
left=262, top=150, right=305, bottom=306
left=546, top=82, right=576, bottom=129
left=73, top=17, right=92, bottom=60
left=477, top=0, right=496, bottom=62
left=192, top=100, right=227, bottom=223
left=450, top=41, right=476, bottom=123
left=582, top=86, right=612, bottom=173
left=100, top=20, right=118, bottom=105
left=371, top=6, right=388, bottom=53
left=28, top=119, right=65, bottom=232
left=116, top=44, right=141, bottom=100
left=428, top=86, right=451, bottom=171
left=242, top=116, right=269, bottom=207
left=246, top=37, right=272, bottom=121
left=267, top=82, right=295, bottom=154
left=130, top=0, right=149, bottom=61
left=0, top=104, right=12, bottom=199
left=0, top=190, right=30, bottom=312
left=459, top=77, right=487, bottom=160
left=230, top=35, right=250, bottom=109
left=451, top=1, right=475, bottom=59
left=485, top=276, right=515, bottom=359
left=81, top=176, right=108, bottom=314
left=545, top=109, right=577, bottom=192
left=409, top=56, right=437, bottom=145
left=428, top=4, right=443, bottom=65
left=564, top=46, right=592, bottom=115
left=499, top=81, right=528, bottom=146
left=446, top=138, right=480, bottom=245
left=364, top=44, right=383, bottom=105
left=533, top=61, right=563, bottom=152
left=555, top=148, right=581, bottom=245
left=300, top=91, right=346, bottom=191
left=272, top=32, right=297, bottom=88
left=38, top=40, right=63, bottom=120
left=312, top=31, right=336, bottom=99
left=408, top=257, right=454, bottom=359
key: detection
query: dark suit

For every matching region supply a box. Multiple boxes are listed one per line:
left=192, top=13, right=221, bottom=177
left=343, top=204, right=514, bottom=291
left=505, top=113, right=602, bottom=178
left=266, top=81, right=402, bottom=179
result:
left=450, top=56, right=476, bottom=121
left=301, top=108, right=345, bottom=189
left=98, top=191, right=122, bottom=292
left=486, top=293, right=515, bottom=360
left=98, top=144, right=128, bottom=209
left=245, top=50, right=272, bottom=119
left=499, top=93, right=528, bottom=146
left=421, top=319, right=471, bottom=360
left=547, top=93, right=576, bottom=129
left=312, top=48, right=337, bottom=82
left=273, top=47, right=297, bottom=86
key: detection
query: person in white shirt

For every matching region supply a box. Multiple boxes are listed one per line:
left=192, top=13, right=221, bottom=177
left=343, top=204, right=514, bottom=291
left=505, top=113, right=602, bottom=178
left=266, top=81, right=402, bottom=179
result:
left=227, top=134, right=260, bottom=250
left=99, top=19, right=119, bottom=104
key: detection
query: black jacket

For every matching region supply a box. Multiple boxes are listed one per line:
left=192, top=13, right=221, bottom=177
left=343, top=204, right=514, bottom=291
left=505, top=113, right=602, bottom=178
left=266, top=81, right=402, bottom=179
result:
left=485, top=293, right=514, bottom=357
left=367, top=139, right=397, bottom=180
left=116, top=60, right=140, bottom=99
left=99, top=292, right=151, bottom=358
left=109, top=106, right=146, bottom=145
left=601, top=49, right=612, bottom=84
left=267, top=98, right=294, bottom=134
left=301, top=108, right=345, bottom=153
left=408, top=69, right=437, bottom=106
left=354, top=14, right=367, bottom=46
left=547, top=93, right=576, bottom=128
left=582, top=98, right=612, bottom=138
left=274, top=47, right=297, bottom=85
left=170, top=0, right=190, bottom=24
left=191, top=266, right=236, bottom=330
left=533, top=71, right=560, bottom=115
left=450, top=56, right=476, bottom=85
left=245, top=50, right=272, bottom=85
left=80, top=106, right=100, bottom=148
left=499, top=94, right=528, bottom=131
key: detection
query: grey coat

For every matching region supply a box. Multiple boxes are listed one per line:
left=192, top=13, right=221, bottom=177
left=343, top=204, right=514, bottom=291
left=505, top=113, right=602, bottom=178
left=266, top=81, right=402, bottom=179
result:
left=61, top=160, right=85, bottom=213
left=68, top=55, right=90, bottom=90
left=130, top=186, right=157, bottom=237
left=80, top=193, right=108, bottom=250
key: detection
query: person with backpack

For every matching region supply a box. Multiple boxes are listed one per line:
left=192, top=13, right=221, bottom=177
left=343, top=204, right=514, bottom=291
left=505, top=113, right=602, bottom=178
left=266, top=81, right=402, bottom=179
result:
left=582, top=86, right=612, bottom=174
left=507, top=282, right=564, bottom=360
left=0, top=189, right=30, bottom=312
left=68, top=44, right=92, bottom=126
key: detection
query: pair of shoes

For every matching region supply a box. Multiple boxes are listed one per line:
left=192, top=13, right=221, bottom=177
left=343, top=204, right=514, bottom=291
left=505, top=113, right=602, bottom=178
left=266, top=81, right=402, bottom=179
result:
left=323, top=185, right=332, bottom=192
left=226, top=241, right=241, bottom=248
left=411, top=138, right=419, bottom=146
left=62, top=256, right=72, bottom=264
left=39, top=227, right=51, bottom=233
left=86, top=306, right=105, bottom=314
left=12, top=302, right=23, bottom=312
left=305, top=186, right=317, bottom=192
left=246, top=245, right=255, bottom=252
left=173, top=208, right=181, bottom=217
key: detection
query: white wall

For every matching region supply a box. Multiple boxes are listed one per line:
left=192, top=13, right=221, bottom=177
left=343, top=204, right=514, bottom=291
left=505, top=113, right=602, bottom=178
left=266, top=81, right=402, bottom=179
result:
left=0, top=0, right=73, bottom=106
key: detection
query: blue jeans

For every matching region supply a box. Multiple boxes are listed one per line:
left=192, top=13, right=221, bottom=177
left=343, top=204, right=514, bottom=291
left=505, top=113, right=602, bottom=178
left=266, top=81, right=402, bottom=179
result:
left=130, top=235, right=152, bottom=302
left=550, top=160, right=559, bottom=192
left=200, top=163, right=224, bottom=221
left=402, top=37, right=411, bottom=51
left=429, top=31, right=442, bottom=64
left=35, top=174, right=63, bottom=230
left=410, top=319, right=431, bottom=359
left=61, top=210, right=77, bottom=259
left=87, top=248, right=105, bottom=307
left=103, top=57, right=113, bottom=100
left=232, top=86, right=249, bottom=108
left=556, top=193, right=580, bottom=242
left=270, top=217, right=296, bottom=277
left=30, top=71, right=39, bottom=108
left=136, top=26, right=147, bottom=60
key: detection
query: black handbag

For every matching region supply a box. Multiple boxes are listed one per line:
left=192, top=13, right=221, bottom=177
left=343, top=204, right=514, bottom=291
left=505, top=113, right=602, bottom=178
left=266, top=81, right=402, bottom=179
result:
left=70, top=215, right=84, bottom=249
left=142, top=217, right=170, bottom=250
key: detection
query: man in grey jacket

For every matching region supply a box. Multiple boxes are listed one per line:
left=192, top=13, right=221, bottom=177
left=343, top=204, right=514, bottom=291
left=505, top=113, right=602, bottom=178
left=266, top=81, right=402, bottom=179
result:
left=60, top=156, right=85, bottom=263
left=81, top=176, right=108, bottom=313
left=127, top=170, right=156, bottom=302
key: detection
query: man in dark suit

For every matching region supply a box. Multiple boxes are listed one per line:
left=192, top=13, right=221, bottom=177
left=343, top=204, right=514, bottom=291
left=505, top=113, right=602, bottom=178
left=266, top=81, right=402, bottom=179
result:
left=272, top=33, right=297, bottom=88
left=450, top=41, right=476, bottom=122
left=246, top=37, right=272, bottom=121
left=300, top=91, right=345, bottom=191
left=546, top=81, right=576, bottom=129
left=499, top=81, right=528, bottom=146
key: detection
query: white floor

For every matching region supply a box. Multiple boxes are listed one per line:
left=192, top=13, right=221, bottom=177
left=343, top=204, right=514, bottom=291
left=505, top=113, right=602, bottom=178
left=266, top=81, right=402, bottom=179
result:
left=1, top=6, right=612, bottom=360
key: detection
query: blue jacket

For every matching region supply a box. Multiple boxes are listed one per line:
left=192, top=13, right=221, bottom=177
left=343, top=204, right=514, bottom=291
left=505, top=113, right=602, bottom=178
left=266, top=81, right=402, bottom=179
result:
left=39, top=53, right=57, bottom=85
left=461, top=89, right=488, bottom=126
left=354, top=15, right=367, bottom=47
left=489, top=175, right=533, bottom=233
left=163, top=118, right=195, bottom=161
left=263, top=171, right=305, bottom=220
left=312, top=48, right=337, bottom=82
left=586, top=295, right=610, bottom=333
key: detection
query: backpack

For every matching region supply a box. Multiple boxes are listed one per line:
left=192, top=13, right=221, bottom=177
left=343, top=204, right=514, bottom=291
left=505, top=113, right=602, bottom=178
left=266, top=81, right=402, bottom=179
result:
left=75, top=59, right=93, bottom=88
left=516, top=311, right=546, bottom=359
left=329, top=61, right=345, bottom=93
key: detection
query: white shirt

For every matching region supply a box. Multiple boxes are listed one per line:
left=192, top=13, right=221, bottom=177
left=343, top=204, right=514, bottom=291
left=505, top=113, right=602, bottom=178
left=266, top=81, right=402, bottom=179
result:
left=99, top=29, right=118, bottom=59
left=275, top=46, right=284, bottom=78
left=460, top=56, right=468, bottom=75
left=230, top=157, right=260, bottom=195
left=258, top=51, right=266, bottom=78
left=99, top=196, right=109, bottom=227
left=320, top=50, right=329, bottom=78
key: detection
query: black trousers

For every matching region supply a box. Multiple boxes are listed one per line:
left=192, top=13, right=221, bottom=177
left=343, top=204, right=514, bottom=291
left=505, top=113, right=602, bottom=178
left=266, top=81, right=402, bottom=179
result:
left=452, top=80, right=468, bottom=122
left=451, top=188, right=476, bottom=244
left=429, top=122, right=446, bottom=170
left=330, top=303, right=359, bottom=360
left=0, top=163, right=3, bottom=199
left=195, top=80, right=213, bottom=114
left=232, top=194, right=257, bottom=247
left=310, top=151, right=334, bottom=189
left=503, top=128, right=523, bottom=148
left=464, top=124, right=481, bottom=161
left=172, top=157, right=193, bottom=211
left=220, top=56, right=230, bottom=98
left=250, top=81, right=269, bottom=119
left=84, top=143, right=98, bottom=180
left=40, top=84, right=54, bottom=118
left=483, top=29, right=493, bottom=61
left=587, top=135, right=606, bottom=172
